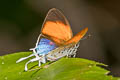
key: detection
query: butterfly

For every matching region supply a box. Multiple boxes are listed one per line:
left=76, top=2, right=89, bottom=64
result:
left=16, top=8, right=88, bottom=71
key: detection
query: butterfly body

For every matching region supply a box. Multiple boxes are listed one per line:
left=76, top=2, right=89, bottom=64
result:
left=16, top=8, right=88, bottom=71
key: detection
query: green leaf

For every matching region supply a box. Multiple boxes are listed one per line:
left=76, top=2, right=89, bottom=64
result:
left=0, top=52, right=119, bottom=80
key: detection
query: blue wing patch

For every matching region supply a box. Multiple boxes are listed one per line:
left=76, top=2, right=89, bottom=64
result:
left=36, top=38, right=57, bottom=55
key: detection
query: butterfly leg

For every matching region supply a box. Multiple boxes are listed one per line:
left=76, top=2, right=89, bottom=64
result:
left=16, top=54, right=35, bottom=63
left=25, top=57, right=41, bottom=71
left=33, top=53, right=42, bottom=67
left=38, top=55, right=47, bottom=66
left=41, top=54, right=46, bottom=63
left=29, top=48, right=43, bottom=66
left=38, top=60, right=41, bottom=66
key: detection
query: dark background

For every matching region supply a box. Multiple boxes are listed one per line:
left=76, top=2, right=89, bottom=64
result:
left=0, top=0, right=120, bottom=76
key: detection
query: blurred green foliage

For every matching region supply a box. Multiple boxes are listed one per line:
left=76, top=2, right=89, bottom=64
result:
left=0, top=52, right=119, bottom=80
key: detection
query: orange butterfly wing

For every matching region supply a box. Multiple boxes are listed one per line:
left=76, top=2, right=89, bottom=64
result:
left=64, top=27, right=88, bottom=45
left=41, top=8, right=73, bottom=45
